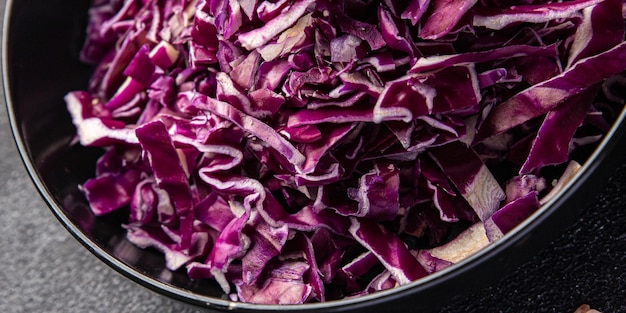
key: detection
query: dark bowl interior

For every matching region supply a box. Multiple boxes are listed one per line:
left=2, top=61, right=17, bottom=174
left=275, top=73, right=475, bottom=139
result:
left=4, top=1, right=626, bottom=312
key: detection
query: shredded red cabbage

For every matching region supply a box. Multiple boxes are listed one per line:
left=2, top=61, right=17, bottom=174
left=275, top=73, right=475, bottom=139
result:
left=67, top=0, right=626, bottom=304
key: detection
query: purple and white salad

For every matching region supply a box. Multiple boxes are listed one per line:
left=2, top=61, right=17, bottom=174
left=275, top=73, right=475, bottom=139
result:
left=66, top=0, right=626, bottom=304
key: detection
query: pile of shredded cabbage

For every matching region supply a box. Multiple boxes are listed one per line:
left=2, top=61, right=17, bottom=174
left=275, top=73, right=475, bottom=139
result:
left=66, top=0, right=626, bottom=304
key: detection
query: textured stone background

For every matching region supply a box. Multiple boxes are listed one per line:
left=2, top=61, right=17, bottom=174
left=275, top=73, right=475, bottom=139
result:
left=1, top=1, right=625, bottom=312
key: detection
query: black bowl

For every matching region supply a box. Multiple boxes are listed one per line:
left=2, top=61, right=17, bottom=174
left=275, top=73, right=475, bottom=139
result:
left=4, top=1, right=626, bottom=312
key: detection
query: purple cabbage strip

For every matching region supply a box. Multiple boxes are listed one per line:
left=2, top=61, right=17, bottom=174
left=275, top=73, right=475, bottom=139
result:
left=65, top=91, right=139, bottom=146
left=241, top=220, right=289, bottom=285
left=364, top=271, right=397, bottom=293
left=504, top=175, right=546, bottom=204
left=415, top=250, right=453, bottom=274
left=136, top=120, right=195, bottom=250
left=484, top=192, right=541, bottom=241
left=334, top=10, right=386, bottom=51
left=81, top=169, right=141, bottom=216
left=401, top=0, right=431, bottom=26
left=330, top=34, right=363, bottom=63
left=192, top=93, right=307, bottom=170
left=419, top=0, right=478, bottom=39
left=125, top=223, right=196, bottom=271
left=349, top=217, right=429, bottom=285
left=566, top=0, right=625, bottom=67
left=258, top=13, right=314, bottom=62
left=476, top=41, right=626, bottom=142
left=237, top=0, right=315, bottom=50
left=193, top=191, right=236, bottom=232
left=123, top=44, right=155, bottom=86
left=310, top=228, right=344, bottom=285
left=473, top=0, right=604, bottom=30
left=378, top=6, right=418, bottom=58
left=188, top=210, right=250, bottom=293
left=341, top=251, right=379, bottom=280
left=373, top=65, right=481, bottom=123
left=235, top=260, right=313, bottom=304
left=519, top=86, right=598, bottom=174
left=347, top=162, right=400, bottom=221
left=288, top=232, right=325, bottom=302
left=428, top=141, right=505, bottom=221
left=129, top=179, right=158, bottom=224
left=409, top=44, right=559, bottom=73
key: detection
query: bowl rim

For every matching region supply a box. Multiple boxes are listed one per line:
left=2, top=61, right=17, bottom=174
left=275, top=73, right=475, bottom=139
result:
left=3, top=0, right=626, bottom=311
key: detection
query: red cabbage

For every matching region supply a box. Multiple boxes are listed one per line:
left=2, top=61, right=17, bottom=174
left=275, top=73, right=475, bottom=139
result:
left=237, top=0, right=315, bottom=50
left=484, top=191, right=541, bottom=241
left=419, top=0, right=478, bottom=39
left=428, top=141, right=505, bottom=221
left=349, top=217, right=429, bottom=285
left=473, top=0, right=604, bottom=31
left=475, top=41, right=626, bottom=142
left=66, top=0, right=626, bottom=304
